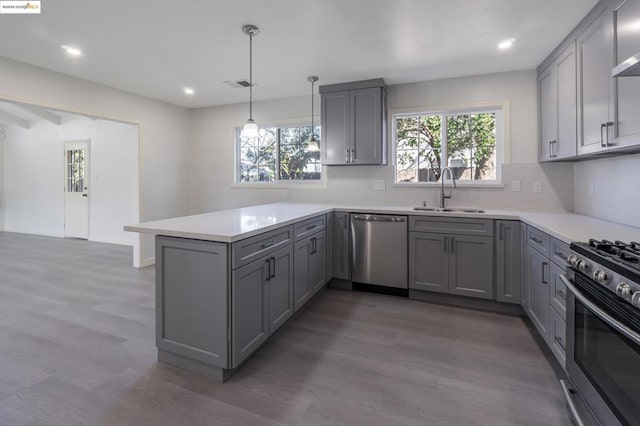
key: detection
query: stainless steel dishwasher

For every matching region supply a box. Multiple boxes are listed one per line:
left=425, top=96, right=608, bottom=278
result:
left=351, top=214, right=408, bottom=295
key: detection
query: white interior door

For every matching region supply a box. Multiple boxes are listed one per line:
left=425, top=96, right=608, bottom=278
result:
left=64, top=140, right=89, bottom=239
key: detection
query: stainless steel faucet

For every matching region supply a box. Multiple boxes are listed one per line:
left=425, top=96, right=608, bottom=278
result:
left=439, top=167, right=457, bottom=208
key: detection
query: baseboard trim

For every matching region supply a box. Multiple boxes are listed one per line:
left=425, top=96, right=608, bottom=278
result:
left=140, top=257, right=155, bottom=267
left=409, top=289, right=526, bottom=316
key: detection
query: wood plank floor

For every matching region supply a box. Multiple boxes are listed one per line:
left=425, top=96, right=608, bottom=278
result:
left=0, top=232, right=571, bottom=425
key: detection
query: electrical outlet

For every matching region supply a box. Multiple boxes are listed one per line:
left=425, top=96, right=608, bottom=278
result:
left=374, top=180, right=386, bottom=190
left=533, top=181, right=543, bottom=193
left=511, top=180, right=521, bottom=192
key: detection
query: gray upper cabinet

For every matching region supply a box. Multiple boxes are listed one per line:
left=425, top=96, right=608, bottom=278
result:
left=577, top=4, right=615, bottom=155
left=320, top=79, right=387, bottom=166
left=330, top=212, right=351, bottom=280
left=613, top=0, right=640, bottom=148
left=538, top=63, right=557, bottom=161
left=495, top=221, right=522, bottom=304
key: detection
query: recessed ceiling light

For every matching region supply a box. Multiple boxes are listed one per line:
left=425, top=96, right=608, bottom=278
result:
left=183, top=87, right=195, bottom=95
left=498, top=39, right=516, bottom=50
left=61, top=45, right=82, bottom=57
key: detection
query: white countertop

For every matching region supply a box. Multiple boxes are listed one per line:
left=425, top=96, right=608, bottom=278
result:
left=125, top=202, right=640, bottom=244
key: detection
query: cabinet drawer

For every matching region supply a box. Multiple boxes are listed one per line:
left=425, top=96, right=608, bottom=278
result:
left=409, top=216, right=494, bottom=237
left=549, top=307, right=567, bottom=370
left=550, top=237, right=570, bottom=268
left=526, top=225, right=550, bottom=256
left=550, top=263, right=567, bottom=319
left=232, top=226, right=293, bottom=269
left=294, top=215, right=326, bottom=241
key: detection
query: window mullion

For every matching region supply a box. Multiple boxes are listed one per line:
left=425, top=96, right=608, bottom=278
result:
left=275, top=128, right=281, bottom=183
left=441, top=114, right=447, bottom=170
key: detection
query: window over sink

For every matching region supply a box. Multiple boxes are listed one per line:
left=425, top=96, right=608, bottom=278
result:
left=235, top=125, right=322, bottom=184
left=392, top=104, right=504, bottom=185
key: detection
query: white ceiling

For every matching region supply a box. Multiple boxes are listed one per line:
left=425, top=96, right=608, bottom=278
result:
left=0, top=0, right=598, bottom=109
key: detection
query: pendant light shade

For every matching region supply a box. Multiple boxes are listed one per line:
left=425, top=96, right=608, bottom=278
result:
left=307, top=75, right=320, bottom=152
left=241, top=25, right=260, bottom=139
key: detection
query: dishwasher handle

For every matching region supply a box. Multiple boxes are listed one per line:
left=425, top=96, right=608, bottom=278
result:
left=351, top=215, right=406, bottom=223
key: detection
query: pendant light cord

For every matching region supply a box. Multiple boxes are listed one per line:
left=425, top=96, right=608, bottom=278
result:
left=249, top=32, right=253, bottom=120
left=311, top=79, right=314, bottom=130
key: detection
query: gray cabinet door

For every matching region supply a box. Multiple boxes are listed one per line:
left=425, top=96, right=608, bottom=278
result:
left=550, top=262, right=567, bottom=320
left=331, top=212, right=351, bottom=280
left=526, top=245, right=550, bottom=341
left=409, top=231, right=448, bottom=293
left=556, top=43, right=578, bottom=159
left=449, top=235, right=494, bottom=300
left=538, top=65, right=557, bottom=161
left=309, top=231, right=327, bottom=296
left=156, top=237, right=229, bottom=369
left=321, top=91, right=349, bottom=165
left=613, top=0, right=640, bottom=149
left=231, top=256, right=269, bottom=368
left=350, top=87, right=384, bottom=165
left=293, top=236, right=312, bottom=311
left=521, top=223, right=529, bottom=309
left=577, top=6, right=615, bottom=155
left=549, top=307, right=567, bottom=370
left=268, top=245, right=294, bottom=335
left=495, top=220, right=522, bottom=304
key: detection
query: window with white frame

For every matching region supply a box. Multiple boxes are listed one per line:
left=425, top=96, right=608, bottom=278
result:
left=236, top=125, right=321, bottom=183
left=393, top=107, right=503, bottom=184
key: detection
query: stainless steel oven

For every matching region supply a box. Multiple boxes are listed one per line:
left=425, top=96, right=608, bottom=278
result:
left=560, top=240, right=640, bottom=426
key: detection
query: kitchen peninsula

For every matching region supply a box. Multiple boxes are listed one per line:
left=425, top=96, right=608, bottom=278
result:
left=125, top=202, right=640, bottom=381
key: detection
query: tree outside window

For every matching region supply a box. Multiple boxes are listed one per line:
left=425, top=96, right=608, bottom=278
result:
left=395, top=110, right=499, bottom=183
left=237, top=125, right=321, bottom=183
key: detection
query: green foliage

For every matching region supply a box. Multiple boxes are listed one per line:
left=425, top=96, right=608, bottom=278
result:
left=395, top=112, right=496, bottom=182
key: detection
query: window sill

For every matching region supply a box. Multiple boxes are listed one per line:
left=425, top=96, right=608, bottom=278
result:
left=231, top=181, right=327, bottom=190
left=393, top=182, right=505, bottom=189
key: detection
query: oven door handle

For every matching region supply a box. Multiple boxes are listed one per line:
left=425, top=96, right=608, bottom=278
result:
left=561, top=274, right=640, bottom=346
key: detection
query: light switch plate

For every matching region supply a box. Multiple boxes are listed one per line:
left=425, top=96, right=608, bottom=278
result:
left=374, top=180, right=386, bottom=190
left=511, top=180, right=521, bottom=192
left=533, top=181, right=543, bottom=193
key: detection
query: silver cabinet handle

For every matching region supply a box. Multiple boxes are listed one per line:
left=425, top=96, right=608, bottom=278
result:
left=345, top=149, right=349, bottom=162
left=600, top=123, right=607, bottom=148
left=261, top=240, right=277, bottom=249
left=561, top=274, right=640, bottom=345
left=351, top=149, right=355, bottom=163
left=555, top=289, right=566, bottom=301
left=443, top=236, right=447, bottom=253
left=542, top=262, right=549, bottom=284
left=550, top=140, right=557, bottom=158
left=560, top=380, right=585, bottom=426
left=554, top=336, right=566, bottom=352
left=531, top=236, right=543, bottom=244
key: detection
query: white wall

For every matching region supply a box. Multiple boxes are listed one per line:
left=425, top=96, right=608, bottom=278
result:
left=190, top=70, right=574, bottom=214
left=0, top=57, right=191, bottom=265
left=0, top=125, right=4, bottom=231
left=574, top=154, right=640, bottom=227
left=3, top=117, right=138, bottom=245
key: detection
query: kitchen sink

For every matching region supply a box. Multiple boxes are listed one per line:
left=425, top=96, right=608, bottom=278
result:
left=413, top=207, right=485, bottom=213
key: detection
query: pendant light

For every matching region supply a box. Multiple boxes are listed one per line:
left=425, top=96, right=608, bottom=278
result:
left=307, top=75, right=320, bottom=152
left=241, top=24, right=260, bottom=139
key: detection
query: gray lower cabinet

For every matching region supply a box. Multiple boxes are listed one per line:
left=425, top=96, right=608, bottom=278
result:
left=232, top=244, right=293, bottom=368
left=155, top=236, right=229, bottom=370
left=495, top=220, right=522, bottom=303
left=526, top=244, right=550, bottom=341
left=330, top=212, right=351, bottom=280
left=409, top=231, right=494, bottom=300
left=294, top=230, right=327, bottom=311
left=549, top=307, right=567, bottom=367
